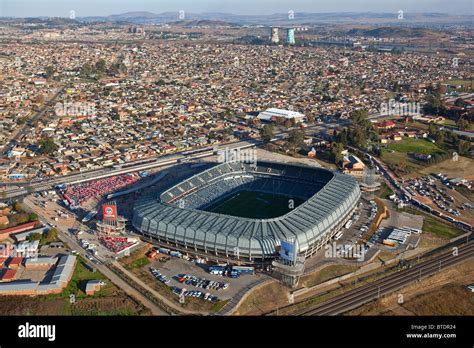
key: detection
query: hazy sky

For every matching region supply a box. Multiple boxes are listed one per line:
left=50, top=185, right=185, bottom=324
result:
left=0, top=0, right=472, bottom=17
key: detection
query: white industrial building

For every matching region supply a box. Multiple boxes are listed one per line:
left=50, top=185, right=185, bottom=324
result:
left=257, top=108, right=305, bottom=123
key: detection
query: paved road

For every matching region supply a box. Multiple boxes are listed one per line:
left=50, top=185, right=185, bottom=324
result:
left=0, top=119, right=350, bottom=199
left=0, top=140, right=257, bottom=199
left=2, top=85, right=67, bottom=154
left=23, top=198, right=168, bottom=315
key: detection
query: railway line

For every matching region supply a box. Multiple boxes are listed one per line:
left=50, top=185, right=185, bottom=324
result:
left=292, top=242, right=474, bottom=316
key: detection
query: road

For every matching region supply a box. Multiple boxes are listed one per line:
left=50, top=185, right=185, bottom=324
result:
left=2, top=85, right=67, bottom=155
left=0, top=139, right=259, bottom=199
left=22, top=197, right=168, bottom=315
left=293, top=242, right=474, bottom=316
left=0, top=117, right=350, bottom=200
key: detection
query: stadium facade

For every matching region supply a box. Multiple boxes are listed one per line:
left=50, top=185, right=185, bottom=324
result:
left=132, top=161, right=360, bottom=264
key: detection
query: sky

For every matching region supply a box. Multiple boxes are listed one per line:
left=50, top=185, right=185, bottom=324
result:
left=0, top=0, right=472, bottom=17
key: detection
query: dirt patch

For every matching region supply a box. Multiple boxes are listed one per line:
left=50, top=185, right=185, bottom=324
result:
left=300, top=264, right=358, bottom=288
left=346, top=258, right=474, bottom=315
left=0, top=296, right=66, bottom=315
left=235, top=281, right=288, bottom=315
left=416, top=156, right=474, bottom=180
left=71, top=290, right=149, bottom=315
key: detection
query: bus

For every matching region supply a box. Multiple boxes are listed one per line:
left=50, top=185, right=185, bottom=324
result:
left=334, top=231, right=343, bottom=240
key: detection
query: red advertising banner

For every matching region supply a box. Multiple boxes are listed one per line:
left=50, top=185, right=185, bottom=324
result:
left=102, top=204, right=117, bottom=221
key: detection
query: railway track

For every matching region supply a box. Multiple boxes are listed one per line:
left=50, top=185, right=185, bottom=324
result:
left=293, top=242, right=474, bottom=316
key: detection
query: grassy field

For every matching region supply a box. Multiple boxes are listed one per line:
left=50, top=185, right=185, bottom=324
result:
left=205, top=190, right=304, bottom=219
left=346, top=259, right=474, bottom=316
left=300, top=264, right=358, bottom=288
left=401, top=283, right=474, bottom=315
left=386, top=138, right=445, bottom=155
left=235, top=281, right=288, bottom=315
left=0, top=257, right=150, bottom=316
left=60, top=257, right=107, bottom=299
left=398, top=207, right=465, bottom=239
left=124, top=257, right=150, bottom=270
left=422, top=215, right=465, bottom=239
left=377, top=182, right=394, bottom=199
left=381, top=137, right=448, bottom=176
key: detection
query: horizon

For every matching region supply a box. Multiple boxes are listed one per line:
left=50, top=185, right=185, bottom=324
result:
left=1, top=0, right=472, bottom=17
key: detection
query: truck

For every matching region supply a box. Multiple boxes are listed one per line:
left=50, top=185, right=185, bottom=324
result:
left=157, top=247, right=170, bottom=254
left=209, top=266, right=225, bottom=275
left=232, top=266, right=255, bottom=275
left=344, top=220, right=353, bottom=229
left=170, top=251, right=182, bottom=258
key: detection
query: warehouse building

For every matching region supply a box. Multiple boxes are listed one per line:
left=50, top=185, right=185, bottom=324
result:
left=0, top=255, right=76, bottom=296
left=257, top=108, right=305, bottom=123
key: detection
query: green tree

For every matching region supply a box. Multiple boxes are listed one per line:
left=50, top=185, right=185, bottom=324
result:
left=423, top=93, right=445, bottom=115
left=457, top=118, right=470, bottom=131
left=42, top=228, right=59, bottom=243
left=457, top=140, right=471, bottom=155
left=27, top=233, right=42, bottom=241
left=260, top=124, right=274, bottom=142
left=28, top=213, right=38, bottom=221
left=208, top=131, right=216, bottom=140
left=38, top=137, right=58, bottom=155
left=45, top=66, right=55, bottom=79
left=454, top=98, right=469, bottom=108
left=349, top=109, right=373, bottom=149
left=287, top=129, right=305, bottom=151
left=330, top=142, right=345, bottom=164
left=95, top=59, right=107, bottom=73
left=12, top=201, right=22, bottom=212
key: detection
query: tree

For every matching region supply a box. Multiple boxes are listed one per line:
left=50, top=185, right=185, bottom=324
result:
left=287, top=129, right=305, bottom=151
left=27, top=233, right=42, bottom=241
left=42, top=228, right=58, bottom=244
left=457, top=140, right=471, bottom=155
left=330, top=142, right=345, bottom=164
left=28, top=213, right=38, bottom=221
left=337, top=128, right=348, bottom=145
left=12, top=201, right=22, bottom=212
left=95, top=59, right=107, bottom=73
left=428, top=125, right=444, bottom=143
left=45, top=66, right=55, bottom=79
left=109, top=62, right=127, bottom=76
left=38, top=137, right=58, bottom=155
left=457, top=118, right=470, bottom=131
left=454, top=98, right=469, bottom=108
left=348, top=109, right=373, bottom=149
left=208, top=131, right=216, bottom=140
left=423, top=93, right=445, bottom=115
left=260, top=124, right=274, bottom=142
left=306, top=114, right=315, bottom=124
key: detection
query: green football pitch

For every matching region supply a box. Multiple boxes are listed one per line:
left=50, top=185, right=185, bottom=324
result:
left=204, top=190, right=304, bottom=219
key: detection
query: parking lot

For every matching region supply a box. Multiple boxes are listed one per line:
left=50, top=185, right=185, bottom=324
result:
left=405, top=175, right=474, bottom=224
left=149, top=257, right=263, bottom=301
left=340, top=201, right=373, bottom=245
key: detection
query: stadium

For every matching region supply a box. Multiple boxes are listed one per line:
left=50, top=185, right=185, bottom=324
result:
left=132, top=161, right=361, bottom=264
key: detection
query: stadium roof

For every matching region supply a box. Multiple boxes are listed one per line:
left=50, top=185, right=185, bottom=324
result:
left=133, top=161, right=360, bottom=260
